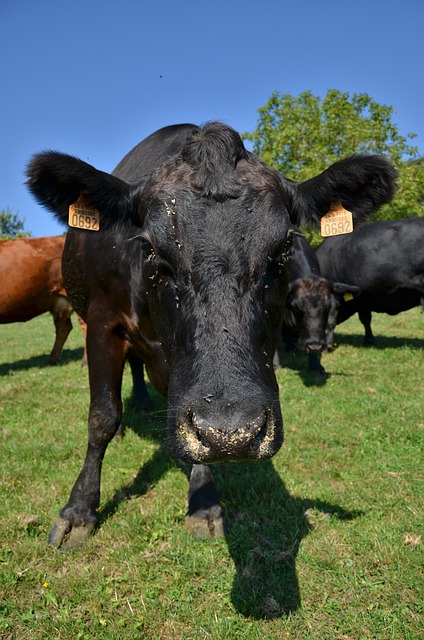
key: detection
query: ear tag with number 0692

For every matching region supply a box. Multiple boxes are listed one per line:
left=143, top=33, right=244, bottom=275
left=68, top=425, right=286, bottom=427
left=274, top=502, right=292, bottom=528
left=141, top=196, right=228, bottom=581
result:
left=69, top=193, right=100, bottom=231
left=321, top=202, right=353, bottom=237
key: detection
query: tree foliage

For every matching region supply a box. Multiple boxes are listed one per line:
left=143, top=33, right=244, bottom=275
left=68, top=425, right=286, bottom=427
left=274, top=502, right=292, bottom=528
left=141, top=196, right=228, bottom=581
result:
left=0, top=208, right=32, bottom=240
left=244, top=89, right=424, bottom=226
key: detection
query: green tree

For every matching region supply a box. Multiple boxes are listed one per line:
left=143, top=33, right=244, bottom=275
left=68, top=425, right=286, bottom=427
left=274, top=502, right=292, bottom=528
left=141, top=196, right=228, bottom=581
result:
left=244, top=89, right=424, bottom=230
left=392, top=157, right=424, bottom=219
left=0, top=208, right=32, bottom=240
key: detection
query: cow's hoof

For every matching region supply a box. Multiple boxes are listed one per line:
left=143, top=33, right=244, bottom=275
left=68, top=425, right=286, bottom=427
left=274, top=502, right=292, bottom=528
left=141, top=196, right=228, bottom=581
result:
left=48, top=516, right=96, bottom=550
left=185, top=505, right=226, bottom=538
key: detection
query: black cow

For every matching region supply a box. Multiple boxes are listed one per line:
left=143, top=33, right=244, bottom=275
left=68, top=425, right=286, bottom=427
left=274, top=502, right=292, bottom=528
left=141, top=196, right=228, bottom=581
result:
left=26, top=122, right=396, bottom=548
left=316, top=217, right=424, bottom=346
left=280, top=231, right=360, bottom=372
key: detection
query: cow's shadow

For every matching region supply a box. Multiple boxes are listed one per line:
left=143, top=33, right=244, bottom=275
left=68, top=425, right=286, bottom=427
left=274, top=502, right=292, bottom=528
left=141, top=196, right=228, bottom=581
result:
left=334, top=333, right=424, bottom=350
left=215, top=461, right=360, bottom=618
left=276, top=348, right=332, bottom=388
left=98, top=385, right=362, bottom=619
left=0, top=347, right=84, bottom=375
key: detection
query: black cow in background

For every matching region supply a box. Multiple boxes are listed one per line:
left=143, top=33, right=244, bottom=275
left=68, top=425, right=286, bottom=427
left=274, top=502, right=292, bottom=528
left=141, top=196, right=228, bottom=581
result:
left=316, top=217, right=424, bottom=347
left=275, top=232, right=360, bottom=373
left=27, top=122, right=396, bottom=549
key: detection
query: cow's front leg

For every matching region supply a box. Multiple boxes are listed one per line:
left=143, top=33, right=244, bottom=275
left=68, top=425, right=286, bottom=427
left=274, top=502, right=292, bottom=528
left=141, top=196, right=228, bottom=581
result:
left=185, top=464, right=226, bottom=538
left=48, top=327, right=126, bottom=549
left=308, top=352, right=326, bottom=374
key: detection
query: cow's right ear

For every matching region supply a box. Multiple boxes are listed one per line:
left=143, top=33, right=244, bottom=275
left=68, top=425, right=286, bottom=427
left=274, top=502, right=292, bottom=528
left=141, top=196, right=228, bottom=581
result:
left=26, top=152, right=140, bottom=229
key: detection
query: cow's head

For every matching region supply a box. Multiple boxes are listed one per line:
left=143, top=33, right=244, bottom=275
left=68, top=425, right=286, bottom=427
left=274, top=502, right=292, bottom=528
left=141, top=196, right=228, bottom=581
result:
left=284, top=278, right=361, bottom=353
left=26, top=122, right=396, bottom=464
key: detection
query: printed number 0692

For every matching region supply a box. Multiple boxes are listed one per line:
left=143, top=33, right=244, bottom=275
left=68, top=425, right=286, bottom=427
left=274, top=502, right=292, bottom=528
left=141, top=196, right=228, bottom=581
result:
left=324, top=220, right=351, bottom=235
left=71, top=213, right=97, bottom=230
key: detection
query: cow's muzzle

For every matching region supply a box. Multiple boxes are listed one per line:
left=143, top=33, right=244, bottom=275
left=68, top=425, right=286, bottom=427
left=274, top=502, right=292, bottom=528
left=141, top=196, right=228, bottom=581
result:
left=303, top=339, right=326, bottom=354
left=173, top=406, right=283, bottom=464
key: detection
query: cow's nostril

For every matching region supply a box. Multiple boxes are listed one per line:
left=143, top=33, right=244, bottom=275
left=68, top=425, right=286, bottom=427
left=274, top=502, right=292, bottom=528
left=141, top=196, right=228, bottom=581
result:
left=195, top=427, right=210, bottom=448
left=186, top=409, right=194, bottom=424
left=184, top=410, right=211, bottom=450
left=250, top=412, right=270, bottom=452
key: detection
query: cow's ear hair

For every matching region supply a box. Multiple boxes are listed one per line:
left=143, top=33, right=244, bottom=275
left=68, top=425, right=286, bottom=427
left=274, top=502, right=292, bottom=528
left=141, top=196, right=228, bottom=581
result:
left=26, top=152, right=137, bottom=229
left=286, top=155, right=397, bottom=227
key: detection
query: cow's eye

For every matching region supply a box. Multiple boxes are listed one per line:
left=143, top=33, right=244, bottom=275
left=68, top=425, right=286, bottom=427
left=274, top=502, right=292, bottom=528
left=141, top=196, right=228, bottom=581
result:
left=140, top=237, right=152, bottom=252
left=284, top=229, right=295, bottom=253
left=269, top=238, right=293, bottom=268
left=140, top=238, right=156, bottom=260
left=277, top=229, right=295, bottom=260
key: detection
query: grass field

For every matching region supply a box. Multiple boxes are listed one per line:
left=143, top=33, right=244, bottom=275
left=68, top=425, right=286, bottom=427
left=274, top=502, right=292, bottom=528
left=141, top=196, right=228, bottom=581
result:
left=0, top=309, right=423, bottom=639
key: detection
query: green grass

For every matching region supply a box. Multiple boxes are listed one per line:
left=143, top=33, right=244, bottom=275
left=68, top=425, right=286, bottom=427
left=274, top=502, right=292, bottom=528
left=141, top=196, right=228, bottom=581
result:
left=0, top=309, right=423, bottom=639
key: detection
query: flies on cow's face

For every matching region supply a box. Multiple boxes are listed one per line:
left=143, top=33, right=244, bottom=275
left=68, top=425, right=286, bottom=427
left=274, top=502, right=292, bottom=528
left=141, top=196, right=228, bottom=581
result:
left=263, top=228, right=295, bottom=286
left=140, top=236, right=176, bottom=281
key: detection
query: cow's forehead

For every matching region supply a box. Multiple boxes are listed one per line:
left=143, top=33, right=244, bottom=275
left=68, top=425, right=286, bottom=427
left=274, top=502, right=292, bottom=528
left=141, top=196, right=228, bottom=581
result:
left=143, top=188, right=290, bottom=260
left=295, top=278, right=332, bottom=298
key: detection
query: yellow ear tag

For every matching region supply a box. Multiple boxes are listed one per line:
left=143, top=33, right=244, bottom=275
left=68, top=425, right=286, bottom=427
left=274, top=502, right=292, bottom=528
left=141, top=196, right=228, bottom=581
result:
left=321, top=201, right=353, bottom=237
left=343, top=291, right=354, bottom=302
left=69, top=193, right=100, bottom=231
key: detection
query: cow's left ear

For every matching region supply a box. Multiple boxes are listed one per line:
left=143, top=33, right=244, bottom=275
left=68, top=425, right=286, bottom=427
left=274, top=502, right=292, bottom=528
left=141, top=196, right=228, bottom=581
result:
left=286, top=155, right=397, bottom=228
left=26, top=152, right=140, bottom=229
left=332, top=283, right=361, bottom=299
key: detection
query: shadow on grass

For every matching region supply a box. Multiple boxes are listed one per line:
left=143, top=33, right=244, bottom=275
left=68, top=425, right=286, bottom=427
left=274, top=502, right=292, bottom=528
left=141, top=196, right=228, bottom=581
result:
left=97, top=384, right=362, bottom=619
left=277, top=349, right=331, bottom=388
left=0, top=347, right=85, bottom=375
left=277, top=330, right=423, bottom=386
left=334, top=333, right=424, bottom=350
left=216, top=460, right=362, bottom=619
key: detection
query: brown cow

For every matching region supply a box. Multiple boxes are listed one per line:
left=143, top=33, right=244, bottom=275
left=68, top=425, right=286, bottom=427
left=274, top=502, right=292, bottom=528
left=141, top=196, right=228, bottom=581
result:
left=0, top=235, right=79, bottom=365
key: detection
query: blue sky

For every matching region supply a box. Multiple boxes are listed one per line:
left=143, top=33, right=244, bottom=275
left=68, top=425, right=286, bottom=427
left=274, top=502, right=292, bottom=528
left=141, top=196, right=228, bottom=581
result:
left=2, top=0, right=423, bottom=237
